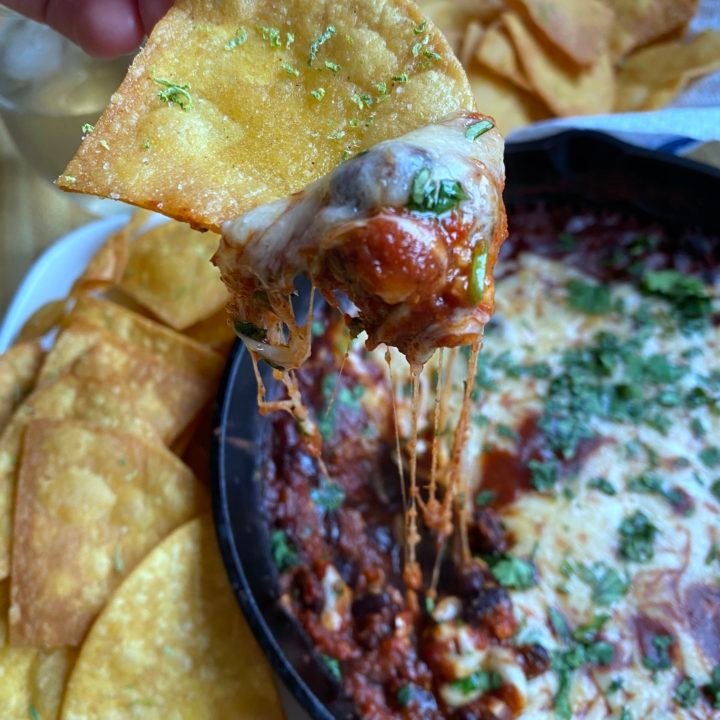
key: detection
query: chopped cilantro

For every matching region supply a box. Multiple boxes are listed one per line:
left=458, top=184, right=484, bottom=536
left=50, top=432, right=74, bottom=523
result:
left=706, top=542, right=720, bottom=565
left=62, top=175, right=76, bottom=183
left=589, top=476, right=616, bottom=495
left=423, top=48, right=441, bottom=60
left=627, top=473, right=689, bottom=513
left=350, top=91, right=373, bottom=109
left=154, top=77, right=193, bottom=111
left=310, top=480, right=345, bottom=511
left=642, top=634, right=674, bottom=675
left=712, top=480, right=720, bottom=500
left=392, top=73, right=409, bottom=82
left=607, top=677, right=624, bottom=694
left=411, top=35, right=429, bottom=56
left=310, top=87, right=326, bottom=101
left=497, top=423, right=519, bottom=441
left=234, top=320, right=267, bottom=342
left=571, top=613, right=609, bottom=644
left=320, top=653, right=342, bottom=682
left=225, top=27, right=248, bottom=49
left=258, top=25, right=281, bottom=47
left=308, top=25, right=336, bottom=64
left=618, top=511, right=657, bottom=563
left=450, top=669, right=502, bottom=696
left=468, top=243, right=488, bottom=304
left=465, top=119, right=494, bottom=141
left=475, top=489, right=496, bottom=507
left=285, top=31, right=295, bottom=48
left=324, top=60, right=341, bottom=72
left=374, top=81, right=388, bottom=95
left=566, top=279, right=612, bottom=315
left=574, top=562, right=628, bottom=606
left=640, top=269, right=712, bottom=327
left=407, top=167, right=466, bottom=215
left=414, top=20, right=428, bottom=34
left=674, top=677, right=699, bottom=708
left=489, top=555, right=535, bottom=590
left=528, top=458, right=559, bottom=492
left=270, top=529, right=297, bottom=570
left=142, top=139, right=151, bottom=150
left=396, top=684, right=415, bottom=707
left=703, top=666, right=720, bottom=708
left=99, top=139, right=110, bottom=150
left=281, top=61, right=300, bottom=77
left=81, top=122, right=94, bottom=134
left=700, top=446, right=720, bottom=468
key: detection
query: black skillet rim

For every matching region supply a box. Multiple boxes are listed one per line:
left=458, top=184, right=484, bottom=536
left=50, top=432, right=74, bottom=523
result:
left=211, top=129, right=720, bottom=720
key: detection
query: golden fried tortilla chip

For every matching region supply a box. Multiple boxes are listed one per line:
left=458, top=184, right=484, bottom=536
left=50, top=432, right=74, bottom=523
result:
left=60, top=516, right=283, bottom=720
left=607, top=0, right=698, bottom=59
left=59, top=0, right=474, bottom=231
left=64, top=297, right=224, bottom=380
left=467, top=61, right=551, bottom=134
left=508, top=0, right=614, bottom=66
left=0, top=580, right=74, bottom=720
left=615, top=31, right=720, bottom=111
left=0, top=342, right=44, bottom=433
left=183, top=308, right=235, bottom=355
left=476, top=21, right=532, bottom=91
left=120, top=221, right=228, bottom=330
left=502, top=10, right=615, bottom=116
left=9, top=419, right=205, bottom=649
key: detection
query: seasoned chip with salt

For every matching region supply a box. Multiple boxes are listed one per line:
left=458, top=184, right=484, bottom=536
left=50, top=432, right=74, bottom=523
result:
left=0, top=580, right=74, bottom=720
left=9, top=420, right=205, bottom=649
left=60, top=516, right=283, bottom=719
left=476, top=21, right=532, bottom=92
left=120, top=221, right=228, bottom=330
left=0, top=342, right=44, bottom=433
left=59, top=0, right=473, bottom=231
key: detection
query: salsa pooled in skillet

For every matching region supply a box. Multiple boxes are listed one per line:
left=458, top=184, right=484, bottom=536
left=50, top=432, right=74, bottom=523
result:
left=261, top=201, right=720, bottom=720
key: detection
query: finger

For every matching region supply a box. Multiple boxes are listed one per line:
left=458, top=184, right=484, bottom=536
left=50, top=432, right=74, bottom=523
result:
left=45, top=0, right=144, bottom=58
left=137, top=0, right=174, bottom=35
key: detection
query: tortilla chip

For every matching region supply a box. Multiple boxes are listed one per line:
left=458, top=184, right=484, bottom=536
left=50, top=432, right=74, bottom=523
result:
left=9, top=419, right=205, bottom=649
left=615, top=31, right=720, bottom=112
left=0, top=580, right=74, bottom=720
left=508, top=0, right=615, bottom=66
left=15, top=299, right=70, bottom=345
left=467, top=61, right=551, bottom=134
left=607, top=0, right=698, bottom=59
left=64, top=297, right=225, bottom=380
left=502, top=10, right=615, bottom=116
left=0, top=342, right=44, bottom=433
left=59, top=0, right=474, bottom=231
left=183, top=307, right=235, bottom=355
left=120, top=221, right=228, bottom=330
left=60, top=516, right=283, bottom=720
left=476, top=21, right=532, bottom=92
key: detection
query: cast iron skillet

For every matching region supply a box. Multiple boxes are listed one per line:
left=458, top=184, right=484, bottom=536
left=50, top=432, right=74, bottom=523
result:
left=212, top=130, right=720, bottom=720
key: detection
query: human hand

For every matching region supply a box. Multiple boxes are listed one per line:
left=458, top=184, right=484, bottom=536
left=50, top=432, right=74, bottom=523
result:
left=1, top=0, right=174, bottom=58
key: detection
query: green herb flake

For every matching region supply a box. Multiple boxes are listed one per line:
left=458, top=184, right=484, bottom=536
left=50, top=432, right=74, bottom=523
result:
left=489, top=555, right=535, bottom=590
left=81, top=122, right=94, bottom=134
left=142, top=139, right=151, bottom=150
left=259, top=25, right=282, bottom=47
left=350, top=91, right=373, bottom=109
left=285, top=31, right=295, bottom=48
left=407, top=167, right=466, bottom=215
left=324, top=60, right=341, bottom=73
left=320, top=653, right=342, bottom=682
left=310, top=87, right=326, bottom=101
left=281, top=61, right=300, bottom=77
left=589, top=476, right=616, bottom=495
left=619, top=709, right=632, bottom=720
left=475, top=489, right=496, bottom=507
left=423, top=48, right=442, bottom=60
left=62, top=175, right=76, bottom=183
left=28, top=705, right=41, bottom=720
left=618, top=510, right=658, bottom=563
left=450, top=669, right=502, bottom=696
left=310, top=480, right=345, bottom=511
left=712, top=479, right=720, bottom=501
left=703, top=666, right=720, bottom=708
left=574, top=562, right=628, bottom=606
left=528, top=458, right=559, bottom=493
left=396, top=684, right=415, bottom=707
left=234, top=320, right=267, bottom=342
left=328, top=129, right=346, bottom=140
left=640, top=269, right=712, bottom=327
left=392, top=73, right=409, bottom=83
left=673, top=677, right=699, bottom=708
left=374, top=81, right=388, bottom=96
left=270, top=529, right=298, bottom=571
left=308, top=25, right=336, bottom=64
left=154, top=76, right=193, bottom=111
left=414, top=20, right=428, bottom=34
left=700, top=446, right=720, bottom=468
left=707, top=542, right=720, bottom=565
left=607, top=677, right=624, bottom=694
left=497, top=423, right=519, bottom=441
left=225, top=27, right=248, bottom=50
left=566, top=279, right=613, bottom=315
left=465, top=119, right=494, bottom=141
left=642, top=634, right=674, bottom=675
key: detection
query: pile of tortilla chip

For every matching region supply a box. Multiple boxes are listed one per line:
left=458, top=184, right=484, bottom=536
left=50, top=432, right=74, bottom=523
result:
left=417, top=0, right=720, bottom=133
left=0, top=215, right=283, bottom=718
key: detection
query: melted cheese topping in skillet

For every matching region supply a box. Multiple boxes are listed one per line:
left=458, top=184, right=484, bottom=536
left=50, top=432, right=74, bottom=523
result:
left=406, top=253, right=720, bottom=718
